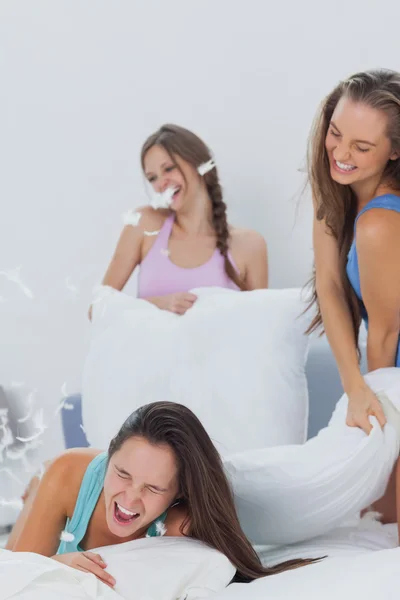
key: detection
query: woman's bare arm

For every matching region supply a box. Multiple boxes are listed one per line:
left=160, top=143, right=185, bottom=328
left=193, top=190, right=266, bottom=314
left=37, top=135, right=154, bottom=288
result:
left=102, top=224, right=144, bottom=291
left=101, top=206, right=167, bottom=291
left=313, top=204, right=386, bottom=433
left=313, top=209, right=364, bottom=393
left=11, top=451, right=90, bottom=556
left=88, top=207, right=166, bottom=318
left=231, top=229, right=268, bottom=290
left=244, top=231, right=268, bottom=290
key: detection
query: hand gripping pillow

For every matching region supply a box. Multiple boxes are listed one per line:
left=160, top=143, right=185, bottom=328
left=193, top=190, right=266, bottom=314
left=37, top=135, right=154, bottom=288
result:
left=225, top=368, right=400, bottom=545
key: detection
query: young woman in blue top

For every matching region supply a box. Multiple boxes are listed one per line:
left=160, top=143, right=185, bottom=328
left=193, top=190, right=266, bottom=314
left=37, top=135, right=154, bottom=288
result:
left=8, top=402, right=310, bottom=587
left=308, top=69, right=400, bottom=436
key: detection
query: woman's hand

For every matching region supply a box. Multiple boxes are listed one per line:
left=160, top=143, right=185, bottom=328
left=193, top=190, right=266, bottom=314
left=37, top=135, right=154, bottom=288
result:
left=346, top=383, right=387, bottom=434
left=147, top=292, right=197, bottom=315
left=53, top=551, right=116, bottom=588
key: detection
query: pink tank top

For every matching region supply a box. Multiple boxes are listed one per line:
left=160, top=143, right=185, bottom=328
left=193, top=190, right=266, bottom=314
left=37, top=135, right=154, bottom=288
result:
left=137, top=215, right=240, bottom=298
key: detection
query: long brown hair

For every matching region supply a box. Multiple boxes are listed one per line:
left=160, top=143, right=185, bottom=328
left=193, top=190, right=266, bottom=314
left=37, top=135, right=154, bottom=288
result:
left=108, top=401, right=316, bottom=582
left=306, top=69, right=400, bottom=346
left=140, top=124, right=246, bottom=290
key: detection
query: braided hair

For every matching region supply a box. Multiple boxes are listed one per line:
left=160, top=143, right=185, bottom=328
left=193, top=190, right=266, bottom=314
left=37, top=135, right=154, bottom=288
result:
left=141, top=124, right=246, bottom=290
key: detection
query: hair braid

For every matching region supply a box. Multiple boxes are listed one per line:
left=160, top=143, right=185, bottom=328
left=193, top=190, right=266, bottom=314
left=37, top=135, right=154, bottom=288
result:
left=205, top=169, right=246, bottom=291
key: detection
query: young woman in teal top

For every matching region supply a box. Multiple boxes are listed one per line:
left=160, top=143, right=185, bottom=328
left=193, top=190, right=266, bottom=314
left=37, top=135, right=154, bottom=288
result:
left=308, top=69, right=400, bottom=436
left=7, top=402, right=311, bottom=587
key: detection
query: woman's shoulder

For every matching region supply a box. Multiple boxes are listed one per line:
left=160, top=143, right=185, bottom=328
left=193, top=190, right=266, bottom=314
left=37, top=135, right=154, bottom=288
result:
left=50, top=447, right=102, bottom=470
left=356, top=202, right=400, bottom=241
left=45, top=449, right=103, bottom=513
left=229, top=226, right=267, bottom=255
left=125, top=205, right=171, bottom=232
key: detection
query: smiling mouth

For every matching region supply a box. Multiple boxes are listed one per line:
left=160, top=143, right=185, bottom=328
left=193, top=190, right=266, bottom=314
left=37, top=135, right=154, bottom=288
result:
left=333, top=159, right=357, bottom=173
left=113, top=502, right=140, bottom=526
left=172, top=186, right=181, bottom=200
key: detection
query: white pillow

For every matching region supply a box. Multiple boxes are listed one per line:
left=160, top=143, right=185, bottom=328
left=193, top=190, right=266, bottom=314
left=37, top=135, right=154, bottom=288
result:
left=0, top=538, right=235, bottom=600
left=225, top=368, right=400, bottom=545
left=95, top=536, right=235, bottom=600
left=82, top=287, right=311, bottom=455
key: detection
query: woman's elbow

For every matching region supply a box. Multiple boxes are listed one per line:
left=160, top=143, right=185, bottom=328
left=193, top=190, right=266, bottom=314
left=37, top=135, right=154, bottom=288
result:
left=315, top=274, right=343, bottom=300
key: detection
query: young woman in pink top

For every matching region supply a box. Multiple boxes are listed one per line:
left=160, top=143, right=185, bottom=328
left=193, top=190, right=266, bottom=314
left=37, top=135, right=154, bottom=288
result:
left=100, top=124, right=268, bottom=315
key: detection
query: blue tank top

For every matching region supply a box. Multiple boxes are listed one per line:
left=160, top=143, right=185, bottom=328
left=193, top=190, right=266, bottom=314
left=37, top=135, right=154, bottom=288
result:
left=57, top=452, right=168, bottom=554
left=346, top=193, right=400, bottom=367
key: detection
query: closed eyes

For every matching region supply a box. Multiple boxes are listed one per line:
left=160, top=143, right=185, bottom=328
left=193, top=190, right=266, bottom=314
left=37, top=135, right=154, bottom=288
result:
left=329, top=129, right=370, bottom=153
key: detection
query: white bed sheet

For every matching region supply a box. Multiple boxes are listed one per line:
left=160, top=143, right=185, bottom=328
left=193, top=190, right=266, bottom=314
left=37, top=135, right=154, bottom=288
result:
left=0, top=537, right=235, bottom=600
left=258, top=517, right=398, bottom=566
left=215, top=544, right=400, bottom=600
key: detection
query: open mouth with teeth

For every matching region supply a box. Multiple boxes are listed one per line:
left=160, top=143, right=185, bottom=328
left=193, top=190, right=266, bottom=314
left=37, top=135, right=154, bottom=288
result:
left=334, top=159, right=357, bottom=173
left=113, top=502, right=140, bottom=526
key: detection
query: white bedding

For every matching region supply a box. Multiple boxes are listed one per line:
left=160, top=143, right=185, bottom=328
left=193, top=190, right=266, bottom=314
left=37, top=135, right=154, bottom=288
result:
left=214, top=546, right=400, bottom=600
left=0, top=537, right=235, bottom=600
left=83, top=287, right=311, bottom=455
left=0, top=549, right=118, bottom=600
left=3, top=529, right=400, bottom=600
left=258, top=518, right=398, bottom=566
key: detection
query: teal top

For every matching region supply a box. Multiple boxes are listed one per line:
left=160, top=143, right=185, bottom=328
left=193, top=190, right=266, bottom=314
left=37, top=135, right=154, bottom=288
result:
left=57, top=452, right=168, bottom=554
left=346, top=193, right=400, bottom=367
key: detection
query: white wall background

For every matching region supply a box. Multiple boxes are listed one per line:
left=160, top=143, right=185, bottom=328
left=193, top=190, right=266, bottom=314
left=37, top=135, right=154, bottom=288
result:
left=0, top=0, right=399, bottom=497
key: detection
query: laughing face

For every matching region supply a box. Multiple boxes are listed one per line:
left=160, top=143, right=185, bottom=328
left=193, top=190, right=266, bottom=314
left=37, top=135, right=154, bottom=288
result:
left=103, top=436, right=179, bottom=538
left=325, top=96, right=398, bottom=193
left=143, top=144, right=202, bottom=212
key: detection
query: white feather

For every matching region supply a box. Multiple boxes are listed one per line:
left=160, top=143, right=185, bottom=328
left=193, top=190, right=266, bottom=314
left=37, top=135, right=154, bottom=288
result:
left=155, top=520, right=167, bottom=536
left=65, top=277, right=79, bottom=297
left=151, top=187, right=175, bottom=209
left=0, top=266, right=34, bottom=299
left=60, top=530, right=75, bottom=542
left=123, top=210, right=142, bottom=227
left=0, top=497, right=23, bottom=511
left=197, top=159, right=216, bottom=176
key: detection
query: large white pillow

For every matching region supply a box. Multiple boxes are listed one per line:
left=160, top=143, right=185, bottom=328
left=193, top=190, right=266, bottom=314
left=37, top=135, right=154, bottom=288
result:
left=0, top=537, right=235, bottom=600
left=96, top=536, right=235, bottom=600
left=225, top=368, right=400, bottom=545
left=82, top=287, right=311, bottom=454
